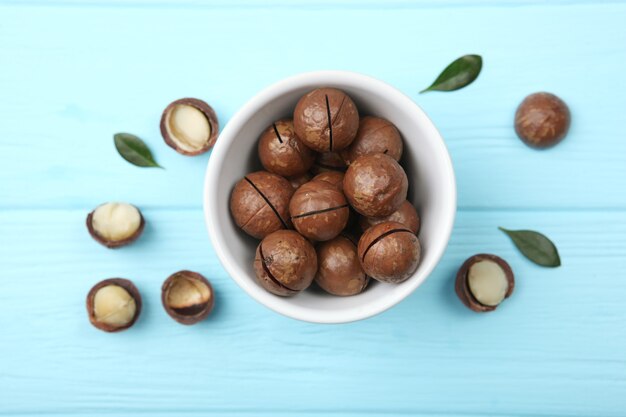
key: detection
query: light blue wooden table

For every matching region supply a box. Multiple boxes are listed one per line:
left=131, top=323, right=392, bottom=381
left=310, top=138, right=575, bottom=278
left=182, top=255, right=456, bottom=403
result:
left=1, top=0, right=625, bottom=415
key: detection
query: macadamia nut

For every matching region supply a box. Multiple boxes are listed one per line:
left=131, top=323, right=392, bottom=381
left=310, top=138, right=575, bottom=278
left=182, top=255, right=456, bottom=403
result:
left=92, top=203, right=141, bottom=241
left=289, top=180, right=349, bottom=241
left=343, top=153, right=408, bottom=217
left=341, top=116, right=403, bottom=165
left=514, top=92, right=570, bottom=149
left=357, top=221, right=421, bottom=284
left=160, top=98, right=219, bottom=155
left=166, top=105, right=210, bottom=152
left=86, top=278, right=142, bottom=332
left=455, top=254, right=515, bottom=312
left=230, top=171, right=294, bottom=239
left=293, top=88, right=359, bottom=152
left=315, top=235, right=369, bottom=296
left=93, top=285, right=137, bottom=327
left=467, top=260, right=509, bottom=307
left=258, top=119, right=315, bottom=177
left=88, top=202, right=144, bottom=248
left=254, top=230, right=317, bottom=296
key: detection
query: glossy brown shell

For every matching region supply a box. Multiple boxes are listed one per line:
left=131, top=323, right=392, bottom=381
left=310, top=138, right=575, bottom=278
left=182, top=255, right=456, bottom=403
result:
left=161, top=270, right=214, bottom=325
left=312, top=171, right=345, bottom=192
left=514, top=92, right=571, bottom=149
left=311, top=151, right=348, bottom=174
left=160, top=97, right=219, bottom=156
left=258, top=119, right=315, bottom=177
left=315, top=235, right=369, bottom=296
left=343, top=153, right=408, bottom=217
left=230, top=171, right=294, bottom=239
left=357, top=221, right=421, bottom=284
left=455, top=254, right=515, bottom=312
left=287, top=172, right=312, bottom=190
left=289, top=180, right=350, bottom=242
left=86, top=278, right=142, bottom=333
left=359, top=200, right=420, bottom=234
left=340, top=116, right=403, bottom=165
left=253, top=230, right=317, bottom=296
left=86, top=205, right=145, bottom=249
left=293, top=88, right=359, bottom=152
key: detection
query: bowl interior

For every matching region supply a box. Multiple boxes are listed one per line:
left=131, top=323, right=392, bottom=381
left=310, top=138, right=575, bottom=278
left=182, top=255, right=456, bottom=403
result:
left=205, top=72, right=455, bottom=323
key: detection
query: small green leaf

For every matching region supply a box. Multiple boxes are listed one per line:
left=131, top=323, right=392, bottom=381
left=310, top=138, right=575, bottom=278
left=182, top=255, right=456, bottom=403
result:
left=420, top=54, right=483, bottom=93
left=114, top=133, right=163, bottom=168
left=499, top=227, right=561, bottom=268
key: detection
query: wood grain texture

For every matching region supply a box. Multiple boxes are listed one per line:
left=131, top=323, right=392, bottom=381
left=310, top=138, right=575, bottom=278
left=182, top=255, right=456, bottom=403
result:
left=1, top=209, right=625, bottom=415
left=1, top=0, right=626, bottom=416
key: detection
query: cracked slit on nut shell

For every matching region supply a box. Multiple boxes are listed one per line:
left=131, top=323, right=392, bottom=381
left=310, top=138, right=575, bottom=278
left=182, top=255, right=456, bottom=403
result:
left=325, top=94, right=333, bottom=152
left=272, top=123, right=283, bottom=144
left=243, top=176, right=289, bottom=229
left=291, top=204, right=349, bottom=220
left=361, top=228, right=414, bottom=261
left=258, top=244, right=298, bottom=293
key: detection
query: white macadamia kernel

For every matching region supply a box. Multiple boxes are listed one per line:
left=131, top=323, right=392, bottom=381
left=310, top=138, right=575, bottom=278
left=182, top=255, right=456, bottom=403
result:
left=93, top=285, right=136, bottom=326
left=167, top=276, right=211, bottom=309
left=468, top=260, right=509, bottom=306
left=92, top=202, right=141, bottom=241
left=166, top=104, right=211, bottom=152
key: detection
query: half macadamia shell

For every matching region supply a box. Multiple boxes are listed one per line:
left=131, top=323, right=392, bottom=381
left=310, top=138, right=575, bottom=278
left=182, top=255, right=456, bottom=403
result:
left=161, top=270, right=214, bottom=325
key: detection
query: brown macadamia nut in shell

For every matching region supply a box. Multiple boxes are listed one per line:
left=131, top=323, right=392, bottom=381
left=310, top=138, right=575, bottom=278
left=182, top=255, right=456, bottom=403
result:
left=253, top=230, right=317, bottom=296
left=343, top=153, right=408, bottom=217
left=357, top=221, right=421, bottom=284
left=258, top=119, right=315, bottom=177
left=360, top=200, right=420, bottom=234
left=289, top=180, right=350, bottom=241
left=86, top=278, right=142, bottom=333
left=230, top=171, right=294, bottom=239
left=514, top=92, right=571, bottom=149
left=341, top=116, right=403, bottom=165
left=315, top=235, right=369, bottom=296
left=455, top=254, right=515, bottom=312
left=161, top=270, right=214, bottom=325
left=160, top=98, right=219, bottom=156
left=311, top=151, right=348, bottom=174
left=287, top=172, right=312, bottom=190
left=312, top=171, right=345, bottom=192
left=293, top=88, right=359, bottom=152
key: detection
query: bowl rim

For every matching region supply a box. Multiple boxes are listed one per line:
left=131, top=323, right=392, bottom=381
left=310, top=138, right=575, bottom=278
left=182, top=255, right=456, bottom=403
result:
left=204, top=70, right=456, bottom=324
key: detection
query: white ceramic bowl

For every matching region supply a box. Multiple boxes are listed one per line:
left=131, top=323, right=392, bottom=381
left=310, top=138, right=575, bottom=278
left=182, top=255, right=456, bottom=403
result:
left=204, top=71, right=456, bottom=324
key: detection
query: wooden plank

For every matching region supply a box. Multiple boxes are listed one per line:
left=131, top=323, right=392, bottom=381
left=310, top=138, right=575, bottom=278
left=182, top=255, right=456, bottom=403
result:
left=0, top=3, right=625, bottom=209
left=1, top=208, right=624, bottom=415
left=0, top=0, right=621, bottom=9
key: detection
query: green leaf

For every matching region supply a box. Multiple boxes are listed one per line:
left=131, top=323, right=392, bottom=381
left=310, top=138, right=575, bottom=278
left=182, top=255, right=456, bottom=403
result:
left=420, top=54, right=483, bottom=93
left=114, top=133, right=163, bottom=168
left=499, top=227, right=561, bottom=268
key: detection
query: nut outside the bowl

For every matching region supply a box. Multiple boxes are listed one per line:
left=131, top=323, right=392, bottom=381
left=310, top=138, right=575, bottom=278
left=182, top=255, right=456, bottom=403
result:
left=161, top=270, right=215, bottom=324
left=86, top=202, right=145, bottom=249
left=86, top=278, right=142, bottom=332
left=160, top=98, right=219, bottom=156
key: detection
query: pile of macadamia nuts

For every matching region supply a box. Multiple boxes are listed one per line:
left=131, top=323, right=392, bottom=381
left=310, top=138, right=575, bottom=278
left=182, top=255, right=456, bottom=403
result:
left=230, top=88, right=422, bottom=297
